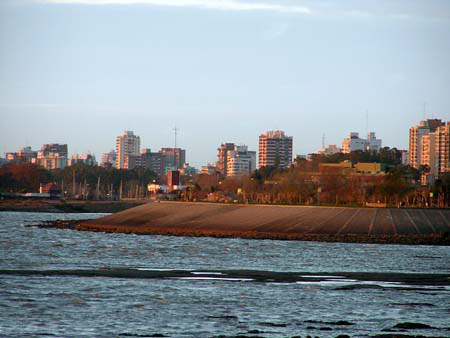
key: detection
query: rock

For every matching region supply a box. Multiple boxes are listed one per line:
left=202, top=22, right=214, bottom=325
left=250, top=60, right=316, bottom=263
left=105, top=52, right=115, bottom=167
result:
left=212, top=336, right=266, bottom=338
left=208, top=315, right=238, bottom=320
left=330, top=321, right=353, bottom=326
left=258, top=322, right=287, bottom=327
left=392, top=322, right=434, bottom=330
left=373, top=334, right=430, bottom=338
left=247, top=330, right=264, bottom=334
left=118, top=334, right=167, bottom=338
left=305, top=319, right=353, bottom=326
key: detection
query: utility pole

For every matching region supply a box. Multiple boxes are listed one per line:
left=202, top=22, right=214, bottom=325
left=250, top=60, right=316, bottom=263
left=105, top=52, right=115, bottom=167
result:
left=119, top=180, right=123, bottom=200
left=72, top=169, right=76, bottom=197
left=97, top=176, right=101, bottom=200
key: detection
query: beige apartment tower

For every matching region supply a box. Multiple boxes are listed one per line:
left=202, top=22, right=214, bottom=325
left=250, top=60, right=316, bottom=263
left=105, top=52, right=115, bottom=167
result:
left=217, top=143, right=235, bottom=176
left=435, top=123, right=450, bottom=176
left=409, top=119, right=450, bottom=184
left=258, top=130, right=293, bottom=169
left=116, top=131, right=141, bottom=170
left=409, top=119, right=444, bottom=169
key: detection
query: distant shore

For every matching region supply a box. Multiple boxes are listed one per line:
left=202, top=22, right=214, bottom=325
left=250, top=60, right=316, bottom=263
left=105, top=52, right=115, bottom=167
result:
left=0, top=199, right=147, bottom=213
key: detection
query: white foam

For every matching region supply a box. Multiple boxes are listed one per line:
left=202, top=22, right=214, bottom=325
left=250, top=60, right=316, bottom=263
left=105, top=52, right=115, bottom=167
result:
left=301, top=275, right=346, bottom=279
left=296, top=281, right=350, bottom=285
left=135, top=268, right=193, bottom=271
left=175, top=277, right=254, bottom=282
left=191, top=272, right=224, bottom=275
left=326, top=278, right=359, bottom=282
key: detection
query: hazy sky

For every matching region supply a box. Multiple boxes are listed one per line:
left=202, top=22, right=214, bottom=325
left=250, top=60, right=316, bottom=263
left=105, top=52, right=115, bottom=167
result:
left=1, top=0, right=449, bottom=168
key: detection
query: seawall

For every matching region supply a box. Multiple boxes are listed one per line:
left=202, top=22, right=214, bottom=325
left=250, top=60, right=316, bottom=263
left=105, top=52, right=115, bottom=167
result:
left=77, top=202, right=450, bottom=244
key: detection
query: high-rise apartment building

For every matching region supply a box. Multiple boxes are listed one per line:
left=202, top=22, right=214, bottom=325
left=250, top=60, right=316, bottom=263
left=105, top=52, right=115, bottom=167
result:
left=258, top=130, right=293, bottom=169
left=41, top=144, right=68, bottom=157
left=69, top=153, right=97, bottom=166
left=160, top=148, right=186, bottom=174
left=135, top=149, right=163, bottom=177
left=116, top=131, right=140, bottom=169
left=5, top=146, right=38, bottom=163
left=131, top=148, right=186, bottom=178
left=101, top=150, right=116, bottom=168
left=409, top=119, right=449, bottom=185
left=36, top=143, right=68, bottom=169
left=217, top=143, right=235, bottom=176
left=409, top=119, right=445, bottom=169
left=421, top=133, right=436, bottom=178
left=366, top=132, right=382, bottom=152
left=226, top=145, right=256, bottom=177
left=434, top=123, right=450, bottom=176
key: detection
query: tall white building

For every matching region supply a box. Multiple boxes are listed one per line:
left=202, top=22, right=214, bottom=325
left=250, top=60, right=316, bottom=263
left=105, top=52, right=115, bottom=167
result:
left=342, top=132, right=382, bottom=153
left=116, top=131, right=140, bottom=169
left=366, top=132, right=382, bottom=151
left=227, top=145, right=256, bottom=177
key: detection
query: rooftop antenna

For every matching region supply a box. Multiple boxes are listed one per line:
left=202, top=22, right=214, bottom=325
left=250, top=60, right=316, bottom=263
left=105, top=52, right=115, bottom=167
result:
left=365, top=109, right=369, bottom=136
left=172, top=126, right=178, bottom=170
left=321, top=133, right=325, bottom=149
left=173, top=126, right=178, bottom=149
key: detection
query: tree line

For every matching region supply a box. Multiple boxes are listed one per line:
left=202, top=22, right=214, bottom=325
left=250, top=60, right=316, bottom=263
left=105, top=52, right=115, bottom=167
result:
left=1, top=148, right=449, bottom=208
left=0, top=162, right=157, bottom=199
left=189, top=149, right=450, bottom=208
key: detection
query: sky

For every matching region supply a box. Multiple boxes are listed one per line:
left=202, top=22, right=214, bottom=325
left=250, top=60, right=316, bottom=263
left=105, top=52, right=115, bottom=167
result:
left=1, top=0, right=450, bottom=168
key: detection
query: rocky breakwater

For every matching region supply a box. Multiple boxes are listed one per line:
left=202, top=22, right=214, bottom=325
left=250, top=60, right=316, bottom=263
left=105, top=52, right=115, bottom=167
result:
left=74, top=201, right=450, bottom=245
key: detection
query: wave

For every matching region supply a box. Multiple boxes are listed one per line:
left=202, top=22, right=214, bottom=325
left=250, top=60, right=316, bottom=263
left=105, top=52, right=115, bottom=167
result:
left=1, top=269, right=449, bottom=289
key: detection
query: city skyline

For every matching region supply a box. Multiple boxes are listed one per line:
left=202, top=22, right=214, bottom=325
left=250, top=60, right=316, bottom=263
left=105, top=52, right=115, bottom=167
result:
left=1, top=0, right=450, bottom=167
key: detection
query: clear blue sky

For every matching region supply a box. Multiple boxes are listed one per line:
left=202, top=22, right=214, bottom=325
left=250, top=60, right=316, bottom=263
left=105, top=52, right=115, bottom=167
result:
left=1, top=0, right=449, bottom=168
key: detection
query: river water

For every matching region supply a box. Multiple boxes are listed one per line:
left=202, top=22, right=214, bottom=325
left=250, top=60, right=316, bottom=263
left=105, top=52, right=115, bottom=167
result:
left=1, top=211, right=449, bottom=337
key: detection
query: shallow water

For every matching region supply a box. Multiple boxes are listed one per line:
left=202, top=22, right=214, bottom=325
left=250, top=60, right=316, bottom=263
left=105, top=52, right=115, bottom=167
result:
left=1, top=211, right=449, bottom=337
